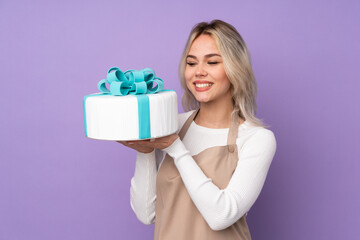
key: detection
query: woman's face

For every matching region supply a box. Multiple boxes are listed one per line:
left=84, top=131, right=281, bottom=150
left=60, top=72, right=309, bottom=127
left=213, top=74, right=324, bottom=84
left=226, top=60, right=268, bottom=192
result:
left=185, top=34, right=231, bottom=104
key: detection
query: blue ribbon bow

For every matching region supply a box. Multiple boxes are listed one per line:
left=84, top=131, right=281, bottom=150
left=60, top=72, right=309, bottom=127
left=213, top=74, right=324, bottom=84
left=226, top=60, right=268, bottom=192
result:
left=97, top=67, right=164, bottom=95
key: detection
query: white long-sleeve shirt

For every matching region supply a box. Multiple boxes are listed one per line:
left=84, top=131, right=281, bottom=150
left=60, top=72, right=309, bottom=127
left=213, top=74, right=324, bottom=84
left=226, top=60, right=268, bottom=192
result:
left=130, top=110, right=276, bottom=230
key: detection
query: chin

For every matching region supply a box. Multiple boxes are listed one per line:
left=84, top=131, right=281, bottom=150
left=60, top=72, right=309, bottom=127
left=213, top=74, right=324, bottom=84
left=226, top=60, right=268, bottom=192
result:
left=195, top=95, right=212, bottom=103
left=190, top=89, right=213, bottom=103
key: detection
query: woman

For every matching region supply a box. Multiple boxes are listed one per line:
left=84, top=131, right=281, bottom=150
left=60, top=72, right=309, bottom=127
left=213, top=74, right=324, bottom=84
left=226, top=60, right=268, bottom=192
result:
left=119, top=20, right=276, bottom=240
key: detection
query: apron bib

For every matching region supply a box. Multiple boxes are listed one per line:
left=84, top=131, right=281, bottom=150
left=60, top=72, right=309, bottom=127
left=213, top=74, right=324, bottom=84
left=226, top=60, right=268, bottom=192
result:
left=154, top=110, right=251, bottom=240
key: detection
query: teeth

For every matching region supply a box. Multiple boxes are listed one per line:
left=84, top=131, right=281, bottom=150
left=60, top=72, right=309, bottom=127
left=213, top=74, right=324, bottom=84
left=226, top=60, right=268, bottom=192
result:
left=195, top=83, right=213, bottom=88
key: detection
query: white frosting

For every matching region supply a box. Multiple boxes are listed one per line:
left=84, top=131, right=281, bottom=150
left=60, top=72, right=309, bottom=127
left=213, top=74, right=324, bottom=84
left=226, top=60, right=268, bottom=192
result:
left=84, top=91, right=178, bottom=140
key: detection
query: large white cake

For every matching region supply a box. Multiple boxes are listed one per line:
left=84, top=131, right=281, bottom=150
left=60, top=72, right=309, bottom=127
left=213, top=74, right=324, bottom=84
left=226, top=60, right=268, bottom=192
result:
left=83, top=90, right=178, bottom=141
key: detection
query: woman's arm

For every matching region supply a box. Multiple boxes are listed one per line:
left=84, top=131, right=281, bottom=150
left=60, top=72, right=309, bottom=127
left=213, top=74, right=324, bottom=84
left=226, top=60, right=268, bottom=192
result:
left=163, top=128, right=276, bottom=231
left=130, top=149, right=164, bottom=225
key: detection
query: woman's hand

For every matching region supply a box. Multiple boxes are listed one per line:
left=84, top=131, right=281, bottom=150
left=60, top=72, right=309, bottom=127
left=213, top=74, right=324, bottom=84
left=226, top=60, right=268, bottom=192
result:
left=117, top=140, right=155, bottom=153
left=117, top=133, right=179, bottom=153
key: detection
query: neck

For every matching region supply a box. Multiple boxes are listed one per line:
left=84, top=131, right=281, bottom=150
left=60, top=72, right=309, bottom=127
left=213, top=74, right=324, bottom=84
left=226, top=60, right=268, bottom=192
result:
left=195, top=95, right=235, bottom=129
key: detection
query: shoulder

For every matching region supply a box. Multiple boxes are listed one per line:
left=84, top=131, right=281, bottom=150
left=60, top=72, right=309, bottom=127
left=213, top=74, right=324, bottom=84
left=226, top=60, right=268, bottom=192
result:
left=237, top=123, right=277, bottom=154
left=177, top=110, right=196, bottom=132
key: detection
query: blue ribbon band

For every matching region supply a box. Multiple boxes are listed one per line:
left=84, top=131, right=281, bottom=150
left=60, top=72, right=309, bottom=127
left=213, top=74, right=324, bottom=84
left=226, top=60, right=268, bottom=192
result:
left=136, top=95, right=151, bottom=139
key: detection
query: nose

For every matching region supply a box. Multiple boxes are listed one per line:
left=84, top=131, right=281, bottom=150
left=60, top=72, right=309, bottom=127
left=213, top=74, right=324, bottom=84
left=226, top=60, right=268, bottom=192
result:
left=195, top=64, right=207, bottom=78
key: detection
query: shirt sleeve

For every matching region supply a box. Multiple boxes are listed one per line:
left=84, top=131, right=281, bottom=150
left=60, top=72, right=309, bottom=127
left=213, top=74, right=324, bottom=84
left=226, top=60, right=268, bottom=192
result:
left=130, top=149, right=163, bottom=225
left=162, top=128, right=277, bottom=231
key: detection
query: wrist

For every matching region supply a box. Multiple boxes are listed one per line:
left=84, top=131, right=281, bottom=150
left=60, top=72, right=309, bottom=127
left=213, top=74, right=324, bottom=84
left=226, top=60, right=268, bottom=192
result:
left=162, top=138, right=189, bottom=164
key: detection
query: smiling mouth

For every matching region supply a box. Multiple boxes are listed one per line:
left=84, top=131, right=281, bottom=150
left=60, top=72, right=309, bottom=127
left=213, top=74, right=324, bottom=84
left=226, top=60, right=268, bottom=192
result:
left=194, top=83, right=214, bottom=88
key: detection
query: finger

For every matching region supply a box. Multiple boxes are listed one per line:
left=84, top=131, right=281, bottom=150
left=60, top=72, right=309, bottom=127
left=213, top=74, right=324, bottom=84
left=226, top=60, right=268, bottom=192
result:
left=123, top=143, right=132, bottom=147
left=137, top=141, right=151, bottom=146
left=122, top=141, right=136, bottom=146
left=127, top=140, right=148, bottom=144
left=135, top=139, right=151, bottom=143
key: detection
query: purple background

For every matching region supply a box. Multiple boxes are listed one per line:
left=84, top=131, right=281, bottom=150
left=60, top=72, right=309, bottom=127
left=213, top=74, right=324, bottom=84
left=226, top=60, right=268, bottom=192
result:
left=1, top=0, right=359, bottom=239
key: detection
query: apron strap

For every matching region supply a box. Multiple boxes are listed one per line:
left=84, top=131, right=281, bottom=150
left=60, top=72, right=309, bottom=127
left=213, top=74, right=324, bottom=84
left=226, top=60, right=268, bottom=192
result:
left=227, top=113, right=241, bottom=152
left=179, top=109, right=199, bottom=140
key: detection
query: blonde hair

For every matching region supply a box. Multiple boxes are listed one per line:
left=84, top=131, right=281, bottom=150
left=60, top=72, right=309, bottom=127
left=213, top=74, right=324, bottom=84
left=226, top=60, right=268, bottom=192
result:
left=179, top=19, right=264, bottom=127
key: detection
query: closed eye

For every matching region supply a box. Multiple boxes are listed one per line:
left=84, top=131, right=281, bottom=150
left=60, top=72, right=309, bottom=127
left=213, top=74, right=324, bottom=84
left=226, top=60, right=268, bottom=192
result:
left=187, top=62, right=196, bottom=66
left=208, top=62, right=219, bottom=65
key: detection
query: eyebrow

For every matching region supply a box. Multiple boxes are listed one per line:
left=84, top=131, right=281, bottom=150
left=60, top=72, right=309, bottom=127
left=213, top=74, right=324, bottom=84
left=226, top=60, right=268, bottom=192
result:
left=186, top=53, right=222, bottom=59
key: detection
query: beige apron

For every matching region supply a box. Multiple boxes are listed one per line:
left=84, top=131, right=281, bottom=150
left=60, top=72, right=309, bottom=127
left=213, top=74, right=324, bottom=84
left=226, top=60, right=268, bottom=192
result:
left=154, top=110, right=251, bottom=240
